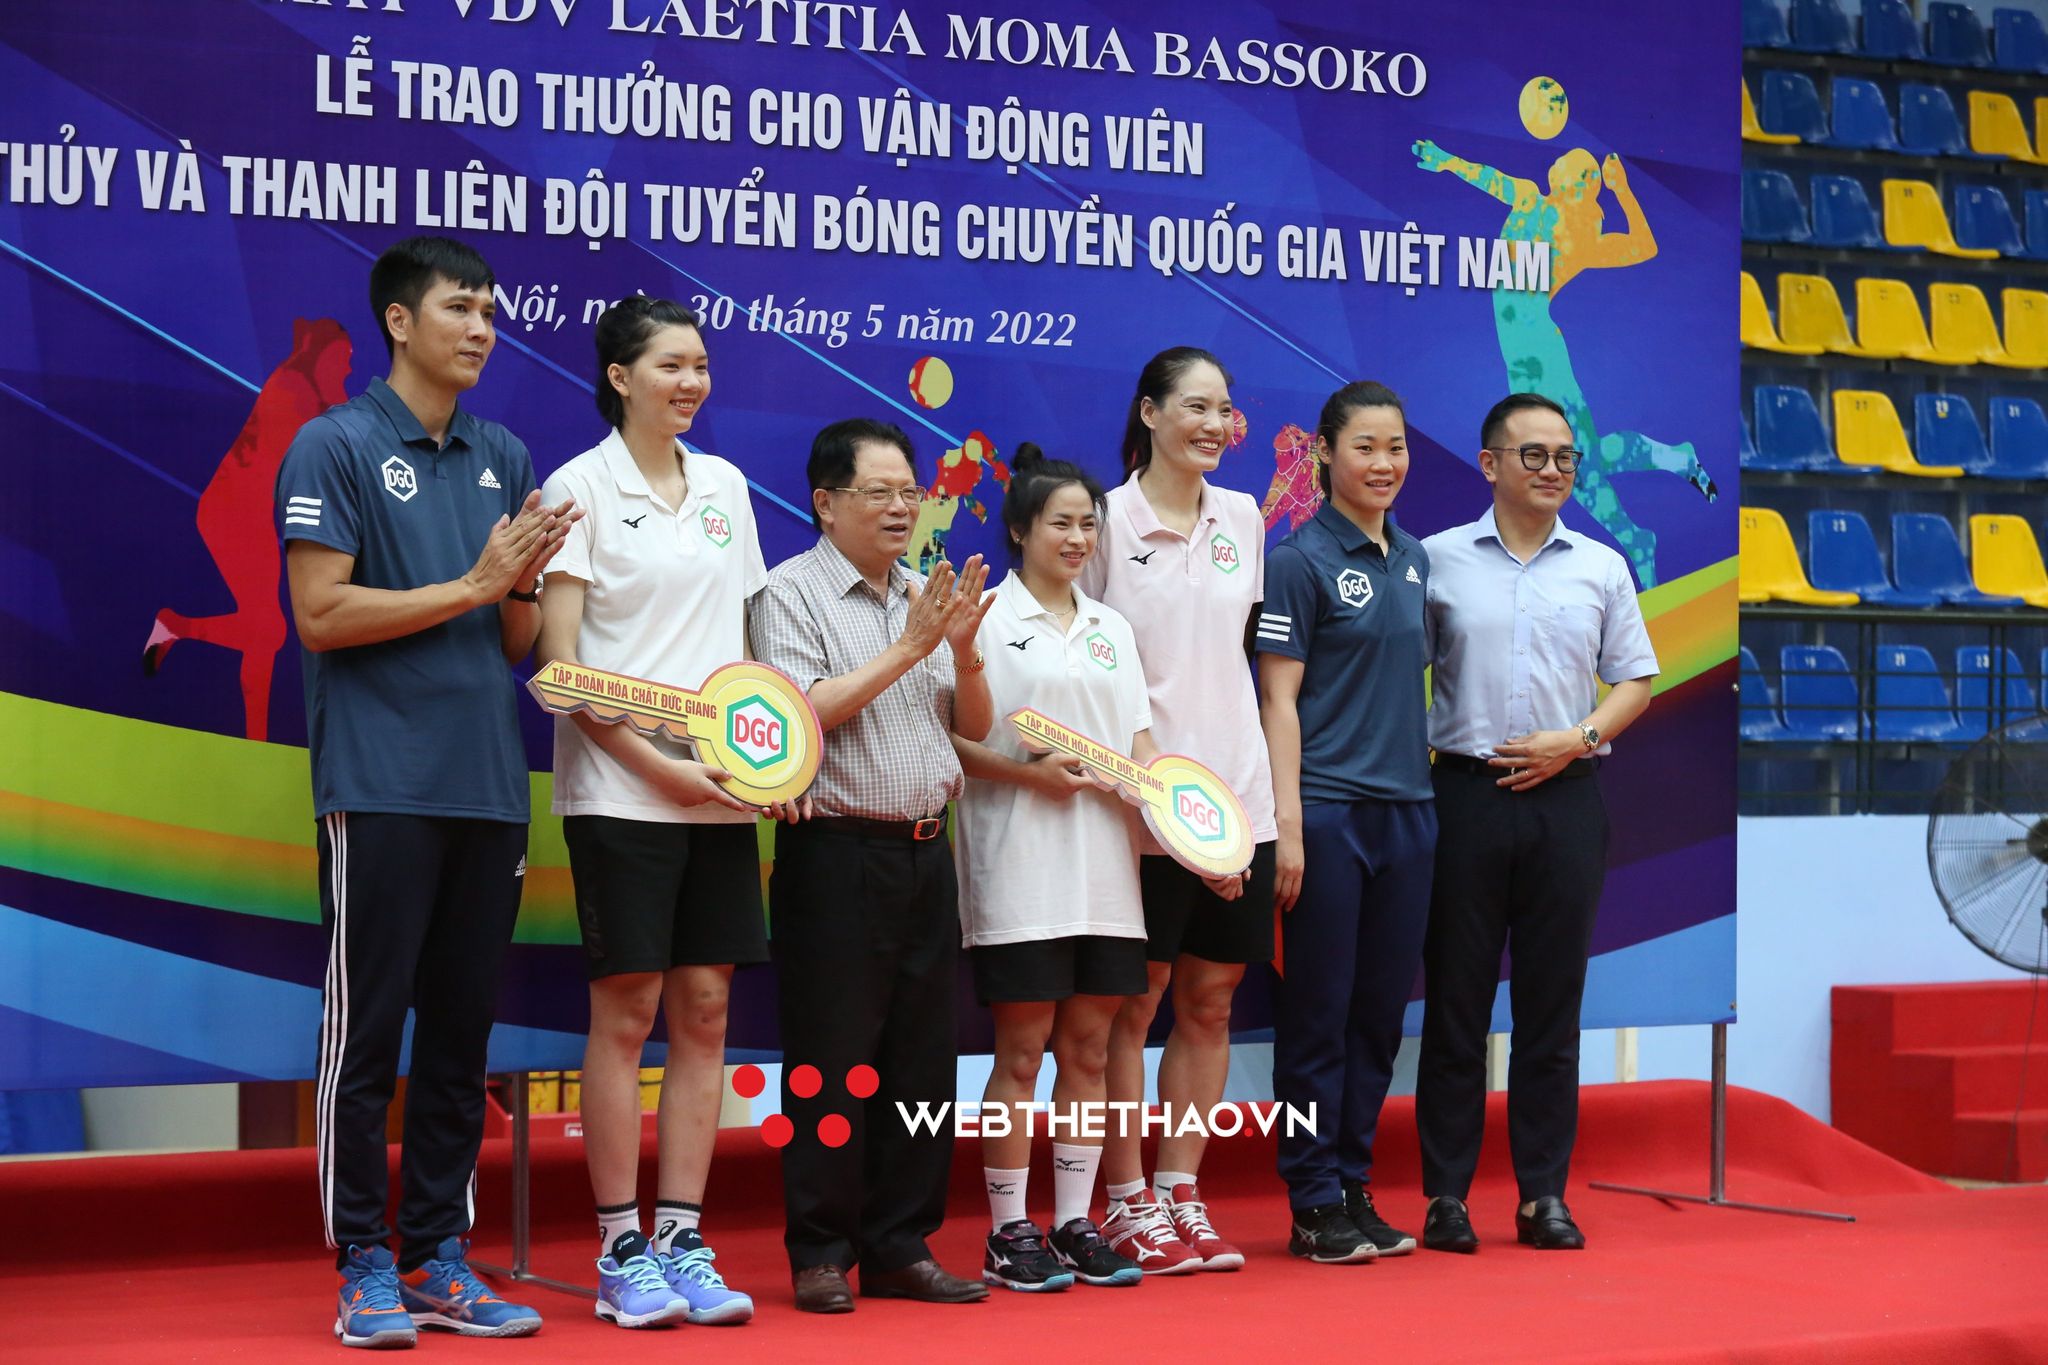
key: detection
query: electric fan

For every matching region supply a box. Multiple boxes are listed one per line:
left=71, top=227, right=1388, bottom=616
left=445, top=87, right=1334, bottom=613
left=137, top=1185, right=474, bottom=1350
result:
left=1928, top=715, right=2048, bottom=976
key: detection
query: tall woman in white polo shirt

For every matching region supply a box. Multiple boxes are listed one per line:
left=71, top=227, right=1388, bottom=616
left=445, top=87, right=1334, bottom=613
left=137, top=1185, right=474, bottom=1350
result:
left=952, top=446, right=1152, bottom=1294
left=535, top=297, right=766, bottom=1327
left=1084, top=347, right=1278, bottom=1275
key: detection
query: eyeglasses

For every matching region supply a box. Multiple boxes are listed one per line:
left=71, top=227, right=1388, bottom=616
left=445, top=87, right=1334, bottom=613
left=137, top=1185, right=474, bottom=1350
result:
left=829, top=485, right=927, bottom=508
left=1486, top=445, right=1583, bottom=474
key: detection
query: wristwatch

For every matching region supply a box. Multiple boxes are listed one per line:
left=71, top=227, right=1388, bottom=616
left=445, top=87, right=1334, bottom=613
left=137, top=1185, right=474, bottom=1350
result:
left=957, top=648, right=987, bottom=675
left=506, top=583, right=541, bottom=603
left=1578, top=723, right=1600, bottom=751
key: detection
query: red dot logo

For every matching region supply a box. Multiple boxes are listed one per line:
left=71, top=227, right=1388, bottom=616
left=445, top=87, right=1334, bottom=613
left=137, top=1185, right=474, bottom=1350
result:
left=731, top=1063, right=879, bottom=1147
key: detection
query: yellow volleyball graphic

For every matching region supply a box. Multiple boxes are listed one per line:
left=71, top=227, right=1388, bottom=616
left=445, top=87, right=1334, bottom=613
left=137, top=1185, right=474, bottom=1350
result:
left=909, top=355, right=954, bottom=409
left=1519, top=76, right=1568, bottom=140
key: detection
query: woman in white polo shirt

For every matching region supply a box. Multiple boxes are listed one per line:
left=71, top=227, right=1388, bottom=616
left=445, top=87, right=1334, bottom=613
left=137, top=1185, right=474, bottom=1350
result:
left=952, top=445, right=1152, bottom=1294
left=535, top=297, right=771, bottom=1328
left=1083, top=347, right=1278, bottom=1275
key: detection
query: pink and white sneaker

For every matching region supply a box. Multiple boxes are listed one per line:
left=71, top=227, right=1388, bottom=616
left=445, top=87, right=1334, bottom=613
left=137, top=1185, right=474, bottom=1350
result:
left=1100, top=1189, right=1201, bottom=1275
left=1166, top=1183, right=1244, bottom=1271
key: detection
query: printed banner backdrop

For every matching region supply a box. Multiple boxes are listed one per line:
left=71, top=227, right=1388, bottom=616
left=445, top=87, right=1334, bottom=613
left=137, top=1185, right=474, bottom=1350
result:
left=0, top=0, right=1737, bottom=1088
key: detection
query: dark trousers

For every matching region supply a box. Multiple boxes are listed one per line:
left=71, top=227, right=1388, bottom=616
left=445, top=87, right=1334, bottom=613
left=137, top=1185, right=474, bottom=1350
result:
left=1273, top=797, right=1437, bottom=1209
left=1416, top=764, right=1609, bottom=1203
left=314, top=812, right=526, bottom=1269
left=770, top=822, right=959, bottom=1275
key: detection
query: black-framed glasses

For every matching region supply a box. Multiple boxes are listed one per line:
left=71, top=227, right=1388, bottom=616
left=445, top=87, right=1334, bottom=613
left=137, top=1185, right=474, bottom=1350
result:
left=1486, top=445, right=1582, bottom=473
left=829, top=485, right=927, bottom=508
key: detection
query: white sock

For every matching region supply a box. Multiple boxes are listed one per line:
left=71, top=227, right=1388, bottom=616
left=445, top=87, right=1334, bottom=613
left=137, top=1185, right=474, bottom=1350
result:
left=1154, top=1169, right=1199, bottom=1203
left=596, top=1201, right=639, bottom=1260
left=1052, top=1143, right=1102, bottom=1227
left=651, top=1200, right=701, bottom=1253
left=1105, top=1178, right=1146, bottom=1204
left=985, top=1166, right=1029, bottom=1231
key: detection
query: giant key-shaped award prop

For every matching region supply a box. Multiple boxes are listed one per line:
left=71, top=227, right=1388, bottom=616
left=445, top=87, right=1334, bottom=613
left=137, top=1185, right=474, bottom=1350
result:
left=529, top=660, right=822, bottom=807
left=1009, top=708, right=1252, bottom=878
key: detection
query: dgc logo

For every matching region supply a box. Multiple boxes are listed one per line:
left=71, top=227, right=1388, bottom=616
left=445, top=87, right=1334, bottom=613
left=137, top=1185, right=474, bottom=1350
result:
left=726, top=694, right=789, bottom=769
left=1169, top=782, right=1228, bottom=844
left=1335, top=568, right=1372, bottom=608
left=701, top=505, right=733, bottom=547
left=1085, top=632, right=1118, bottom=671
left=381, top=455, right=418, bottom=502
left=1210, top=533, right=1240, bottom=574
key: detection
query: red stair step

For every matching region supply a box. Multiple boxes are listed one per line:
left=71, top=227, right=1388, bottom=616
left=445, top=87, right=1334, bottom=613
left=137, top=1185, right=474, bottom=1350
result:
left=1950, top=1110, right=2048, bottom=1183
left=1895, top=1044, right=2048, bottom=1111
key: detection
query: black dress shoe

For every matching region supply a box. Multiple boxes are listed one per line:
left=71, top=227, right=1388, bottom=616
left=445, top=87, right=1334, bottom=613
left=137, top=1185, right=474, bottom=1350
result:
left=860, top=1258, right=989, bottom=1303
left=793, top=1263, right=855, bottom=1313
left=1422, top=1197, right=1479, bottom=1253
left=1515, top=1196, right=1586, bottom=1250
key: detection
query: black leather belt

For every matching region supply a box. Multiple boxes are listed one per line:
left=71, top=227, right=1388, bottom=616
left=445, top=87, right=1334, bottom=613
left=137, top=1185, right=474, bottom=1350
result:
left=1433, top=752, right=1599, bottom=780
left=805, top=812, right=949, bottom=841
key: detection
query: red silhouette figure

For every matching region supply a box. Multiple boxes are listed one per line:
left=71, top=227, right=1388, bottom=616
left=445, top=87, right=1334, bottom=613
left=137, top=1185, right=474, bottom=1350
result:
left=144, top=318, right=352, bottom=741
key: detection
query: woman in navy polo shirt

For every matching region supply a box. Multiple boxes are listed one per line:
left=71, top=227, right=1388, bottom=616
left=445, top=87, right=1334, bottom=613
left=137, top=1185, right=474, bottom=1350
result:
left=1253, top=381, right=1436, bottom=1264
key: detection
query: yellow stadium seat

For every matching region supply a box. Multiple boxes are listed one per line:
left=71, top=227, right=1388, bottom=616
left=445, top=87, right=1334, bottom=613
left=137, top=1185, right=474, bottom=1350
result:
left=1882, top=178, right=2001, bottom=259
left=1969, top=515, right=2048, bottom=607
left=1967, top=91, right=2048, bottom=164
left=1739, top=507, right=1859, bottom=607
left=1832, top=390, right=1967, bottom=477
left=1743, top=272, right=1822, bottom=354
left=1930, top=282, right=2024, bottom=367
left=1779, top=273, right=1886, bottom=357
left=2004, top=288, right=2048, bottom=368
left=1856, top=277, right=1979, bottom=365
left=1743, top=80, right=1799, bottom=144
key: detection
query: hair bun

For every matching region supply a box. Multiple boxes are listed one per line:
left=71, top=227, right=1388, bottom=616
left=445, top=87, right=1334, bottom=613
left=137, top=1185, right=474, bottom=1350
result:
left=1011, top=441, right=1045, bottom=470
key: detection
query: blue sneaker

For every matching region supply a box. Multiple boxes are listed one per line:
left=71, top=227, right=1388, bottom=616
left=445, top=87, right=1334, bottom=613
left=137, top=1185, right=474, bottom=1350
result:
left=335, top=1245, right=417, bottom=1349
left=398, top=1236, right=543, bottom=1337
left=596, top=1231, right=690, bottom=1328
left=657, top=1229, right=755, bottom=1324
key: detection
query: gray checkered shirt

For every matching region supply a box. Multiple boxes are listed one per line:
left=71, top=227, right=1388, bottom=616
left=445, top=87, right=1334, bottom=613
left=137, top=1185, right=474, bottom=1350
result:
left=748, top=535, right=962, bottom=820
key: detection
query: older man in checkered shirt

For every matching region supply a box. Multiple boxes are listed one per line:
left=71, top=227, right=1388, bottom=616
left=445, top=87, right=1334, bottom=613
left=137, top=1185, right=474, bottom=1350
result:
left=748, top=417, right=995, bottom=1314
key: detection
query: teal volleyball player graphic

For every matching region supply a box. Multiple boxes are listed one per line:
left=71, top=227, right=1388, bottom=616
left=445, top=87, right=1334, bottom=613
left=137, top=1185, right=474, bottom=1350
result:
left=1413, top=76, right=1714, bottom=587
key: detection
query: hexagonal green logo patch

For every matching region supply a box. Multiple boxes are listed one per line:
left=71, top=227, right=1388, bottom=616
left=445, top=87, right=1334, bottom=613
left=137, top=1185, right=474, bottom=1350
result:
left=701, top=505, right=734, bottom=548
left=1084, top=632, right=1117, bottom=671
left=726, top=693, right=789, bottom=770
left=1210, top=532, right=1241, bottom=574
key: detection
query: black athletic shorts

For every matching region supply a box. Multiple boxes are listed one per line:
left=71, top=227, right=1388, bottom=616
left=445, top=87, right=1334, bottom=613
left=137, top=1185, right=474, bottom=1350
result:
left=970, top=934, right=1148, bottom=1005
left=562, top=816, right=767, bottom=979
left=1140, top=840, right=1278, bottom=964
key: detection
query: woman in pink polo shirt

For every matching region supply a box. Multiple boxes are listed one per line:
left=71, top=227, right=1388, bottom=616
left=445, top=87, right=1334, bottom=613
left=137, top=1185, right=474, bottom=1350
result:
left=1082, top=346, right=1279, bottom=1274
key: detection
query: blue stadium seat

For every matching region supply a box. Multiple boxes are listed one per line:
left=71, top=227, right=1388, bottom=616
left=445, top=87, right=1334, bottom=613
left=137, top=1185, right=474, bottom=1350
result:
left=1993, top=7, right=2048, bottom=72
left=1781, top=645, right=1861, bottom=741
left=1761, top=70, right=1831, bottom=142
left=1741, top=416, right=1761, bottom=470
left=1811, top=175, right=1887, bottom=249
left=1914, top=394, right=1998, bottom=477
left=1808, top=509, right=1945, bottom=606
left=1753, top=386, right=1839, bottom=473
left=1899, top=84, right=1991, bottom=158
left=1875, top=646, right=1972, bottom=743
left=1861, top=0, right=1925, bottom=59
left=1743, top=169, right=1812, bottom=243
left=1929, top=2, right=1993, bottom=66
left=1746, top=0, right=1792, bottom=47
left=1789, top=0, right=1855, bottom=52
left=2025, top=190, right=2048, bottom=261
left=1953, top=184, right=2025, bottom=256
left=1740, top=646, right=1797, bottom=742
left=1892, top=513, right=2026, bottom=607
left=1827, top=78, right=1901, bottom=152
left=1956, top=645, right=2036, bottom=738
left=1988, top=397, right=2048, bottom=478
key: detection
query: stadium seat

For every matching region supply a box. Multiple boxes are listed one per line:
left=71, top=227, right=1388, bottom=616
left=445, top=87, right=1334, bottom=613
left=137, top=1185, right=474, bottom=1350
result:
left=1754, top=385, right=1842, bottom=471
left=1987, top=397, right=2048, bottom=478
left=1966, top=91, right=2048, bottom=163
left=1788, top=0, right=1855, bottom=51
left=1900, top=84, right=1994, bottom=158
left=1740, top=506, right=1860, bottom=605
left=1874, top=646, right=1973, bottom=743
left=1743, top=79, right=1801, bottom=144
left=1884, top=179, right=2001, bottom=259
left=1861, top=0, right=1926, bottom=59
left=1760, top=71, right=1830, bottom=143
left=1993, top=7, right=2048, bottom=72
left=1780, top=645, right=1861, bottom=741
left=1893, top=513, right=2025, bottom=606
left=1808, top=509, right=1945, bottom=606
left=1953, top=183, right=2026, bottom=254
left=1780, top=273, right=1885, bottom=356
left=1969, top=514, right=2048, bottom=606
left=1955, top=645, right=2036, bottom=738
left=1740, top=646, right=1798, bottom=742
left=1743, top=272, right=1824, bottom=355
left=1930, top=283, right=2022, bottom=365
left=1741, top=416, right=1761, bottom=470
left=1744, top=169, right=1812, bottom=244
left=1929, top=2, right=1993, bottom=66
left=1746, top=0, right=1792, bottom=47
left=2028, top=189, right=2048, bottom=260
left=1835, top=389, right=1967, bottom=476
left=1914, top=393, right=1998, bottom=476
left=2003, top=288, right=2048, bottom=367
left=1826, top=78, right=1901, bottom=151
left=1812, top=175, right=1889, bottom=249
left=1855, top=277, right=1979, bottom=364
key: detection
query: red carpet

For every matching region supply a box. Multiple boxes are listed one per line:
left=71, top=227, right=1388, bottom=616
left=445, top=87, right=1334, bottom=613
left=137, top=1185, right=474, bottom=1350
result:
left=5, top=1082, right=2046, bottom=1363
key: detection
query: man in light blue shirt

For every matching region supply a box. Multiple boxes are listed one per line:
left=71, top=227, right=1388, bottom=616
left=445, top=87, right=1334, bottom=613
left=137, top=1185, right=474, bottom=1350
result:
left=1415, top=393, right=1657, bottom=1255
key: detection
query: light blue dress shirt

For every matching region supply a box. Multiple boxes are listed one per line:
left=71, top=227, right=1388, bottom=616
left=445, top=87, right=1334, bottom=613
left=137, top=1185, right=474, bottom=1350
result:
left=1422, top=508, right=1659, bottom=760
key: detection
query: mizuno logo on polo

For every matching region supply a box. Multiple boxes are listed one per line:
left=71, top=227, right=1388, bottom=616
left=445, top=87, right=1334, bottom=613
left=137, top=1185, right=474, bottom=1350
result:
left=1130, top=550, right=1159, bottom=565
left=381, top=455, right=418, bottom=502
left=1336, top=568, right=1372, bottom=607
left=1406, top=565, right=1421, bottom=585
left=477, top=467, right=502, bottom=489
left=622, top=514, right=647, bottom=528
left=285, top=496, right=322, bottom=528
left=1006, top=638, right=1031, bottom=651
